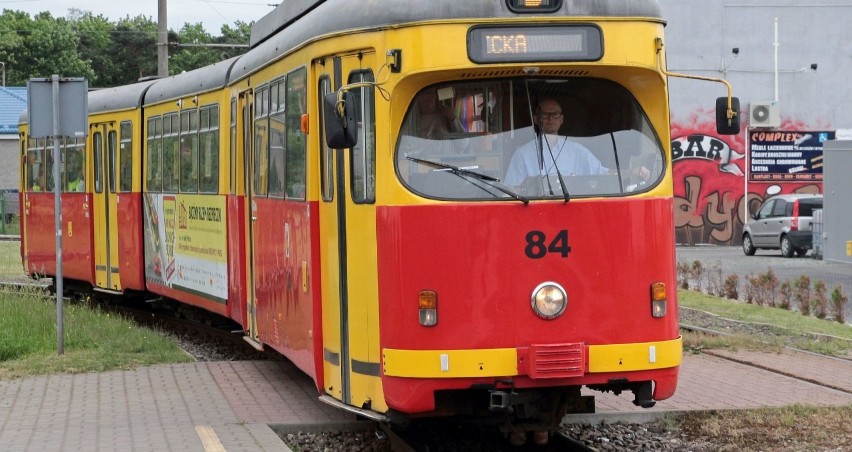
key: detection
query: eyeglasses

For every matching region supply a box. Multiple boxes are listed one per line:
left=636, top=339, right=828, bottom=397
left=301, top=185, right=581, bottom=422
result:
left=538, top=112, right=563, bottom=119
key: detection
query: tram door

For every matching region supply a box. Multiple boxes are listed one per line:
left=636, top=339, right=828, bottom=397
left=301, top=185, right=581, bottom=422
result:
left=240, top=90, right=260, bottom=345
left=91, top=123, right=122, bottom=291
left=317, top=53, right=385, bottom=411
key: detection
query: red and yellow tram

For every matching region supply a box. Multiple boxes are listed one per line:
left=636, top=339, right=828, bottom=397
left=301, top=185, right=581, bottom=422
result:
left=20, top=0, right=738, bottom=444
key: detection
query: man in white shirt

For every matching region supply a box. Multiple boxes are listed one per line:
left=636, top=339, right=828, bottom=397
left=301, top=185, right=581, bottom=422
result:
left=504, top=98, right=607, bottom=186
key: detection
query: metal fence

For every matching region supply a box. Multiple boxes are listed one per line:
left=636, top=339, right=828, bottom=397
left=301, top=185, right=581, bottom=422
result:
left=0, top=190, right=19, bottom=236
left=812, top=208, right=824, bottom=260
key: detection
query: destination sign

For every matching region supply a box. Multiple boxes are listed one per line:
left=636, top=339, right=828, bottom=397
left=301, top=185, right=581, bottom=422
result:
left=468, top=25, right=602, bottom=63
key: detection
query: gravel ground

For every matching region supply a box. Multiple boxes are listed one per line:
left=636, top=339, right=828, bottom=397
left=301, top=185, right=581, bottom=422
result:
left=279, top=421, right=694, bottom=451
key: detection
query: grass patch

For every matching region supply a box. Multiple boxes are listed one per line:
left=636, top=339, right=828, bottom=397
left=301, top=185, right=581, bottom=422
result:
left=0, top=241, right=25, bottom=280
left=0, top=288, right=192, bottom=380
left=679, top=289, right=852, bottom=356
left=679, top=290, right=852, bottom=340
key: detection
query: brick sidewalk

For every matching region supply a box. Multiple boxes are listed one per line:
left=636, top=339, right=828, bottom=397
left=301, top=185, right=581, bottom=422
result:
left=591, top=349, right=852, bottom=415
left=0, top=361, right=352, bottom=452
left=1, top=351, right=850, bottom=451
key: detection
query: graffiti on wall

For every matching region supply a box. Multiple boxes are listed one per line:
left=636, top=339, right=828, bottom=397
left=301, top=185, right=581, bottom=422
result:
left=671, top=119, right=821, bottom=246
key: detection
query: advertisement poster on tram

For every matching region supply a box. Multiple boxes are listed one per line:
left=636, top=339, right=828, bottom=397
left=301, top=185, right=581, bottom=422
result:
left=143, top=193, right=228, bottom=302
left=748, top=130, right=834, bottom=182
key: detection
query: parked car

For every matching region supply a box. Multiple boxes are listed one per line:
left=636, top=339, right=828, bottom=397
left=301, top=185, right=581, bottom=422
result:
left=742, top=193, right=823, bottom=257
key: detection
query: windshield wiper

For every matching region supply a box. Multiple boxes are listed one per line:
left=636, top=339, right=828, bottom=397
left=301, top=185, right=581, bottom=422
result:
left=406, top=156, right=528, bottom=204
left=539, top=134, right=570, bottom=203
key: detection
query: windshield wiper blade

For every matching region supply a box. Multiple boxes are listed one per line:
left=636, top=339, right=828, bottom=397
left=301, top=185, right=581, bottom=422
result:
left=407, top=156, right=497, bottom=181
left=406, top=156, right=528, bottom=204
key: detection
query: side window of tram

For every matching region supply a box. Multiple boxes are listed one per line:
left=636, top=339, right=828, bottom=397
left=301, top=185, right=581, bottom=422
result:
left=268, top=79, right=287, bottom=198
left=162, top=113, right=179, bottom=193
left=93, top=132, right=103, bottom=193
left=147, top=116, right=163, bottom=193
left=119, top=121, right=132, bottom=193
left=349, top=70, right=376, bottom=204
left=254, top=86, right=269, bottom=197
left=108, top=131, right=118, bottom=193
left=64, top=139, right=85, bottom=193
left=229, top=98, right=237, bottom=195
left=180, top=109, right=199, bottom=193
left=26, top=138, right=45, bottom=192
left=318, top=76, right=333, bottom=202
left=199, top=105, right=220, bottom=194
left=285, top=67, right=307, bottom=200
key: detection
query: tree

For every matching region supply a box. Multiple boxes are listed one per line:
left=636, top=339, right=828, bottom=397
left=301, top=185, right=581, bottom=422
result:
left=20, top=13, right=94, bottom=82
left=0, top=9, right=256, bottom=88
left=168, top=23, right=218, bottom=74
left=217, top=20, right=253, bottom=60
left=0, top=10, right=31, bottom=85
left=70, top=10, right=117, bottom=87
left=109, top=15, right=159, bottom=84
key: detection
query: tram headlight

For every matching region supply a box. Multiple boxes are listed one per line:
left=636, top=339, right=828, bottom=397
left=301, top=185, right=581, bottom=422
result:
left=651, top=282, right=667, bottom=318
left=530, top=282, right=567, bottom=320
left=419, top=290, right=438, bottom=326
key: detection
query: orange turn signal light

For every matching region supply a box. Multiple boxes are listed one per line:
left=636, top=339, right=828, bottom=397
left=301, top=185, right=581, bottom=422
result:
left=419, top=290, right=437, bottom=326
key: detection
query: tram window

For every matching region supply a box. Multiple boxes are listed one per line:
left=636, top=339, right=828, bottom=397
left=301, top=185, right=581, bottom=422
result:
left=147, top=116, right=163, bottom=192
left=26, top=139, right=45, bottom=192
left=119, top=121, right=132, bottom=192
left=42, top=139, right=56, bottom=191
left=349, top=70, right=375, bottom=204
left=162, top=113, right=179, bottom=193
left=319, top=76, right=333, bottom=202
left=285, top=67, right=306, bottom=200
left=268, top=116, right=286, bottom=197
left=254, top=86, right=269, bottom=197
left=93, top=133, right=103, bottom=193
left=395, top=78, right=665, bottom=201
left=108, top=131, right=118, bottom=193
left=199, top=105, right=219, bottom=193
left=64, top=140, right=85, bottom=193
left=269, top=80, right=287, bottom=198
left=180, top=110, right=199, bottom=193
left=230, top=98, right=237, bottom=195
left=57, top=141, right=67, bottom=192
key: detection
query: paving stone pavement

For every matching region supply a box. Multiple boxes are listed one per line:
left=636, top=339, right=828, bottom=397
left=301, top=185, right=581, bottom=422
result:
left=1, top=350, right=851, bottom=451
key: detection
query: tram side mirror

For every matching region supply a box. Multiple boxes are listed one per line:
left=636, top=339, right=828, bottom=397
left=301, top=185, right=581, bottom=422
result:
left=716, top=96, right=741, bottom=135
left=324, top=91, right=358, bottom=149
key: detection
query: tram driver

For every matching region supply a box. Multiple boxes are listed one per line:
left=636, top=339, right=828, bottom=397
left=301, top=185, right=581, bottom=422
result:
left=504, top=98, right=651, bottom=189
left=503, top=98, right=608, bottom=186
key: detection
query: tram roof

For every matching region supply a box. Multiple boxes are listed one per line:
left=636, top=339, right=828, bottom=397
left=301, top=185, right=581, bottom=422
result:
left=250, top=0, right=663, bottom=48
left=143, top=56, right=240, bottom=106
left=88, top=79, right=158, bottom=114
left=235, top=0, right=663, bottom=81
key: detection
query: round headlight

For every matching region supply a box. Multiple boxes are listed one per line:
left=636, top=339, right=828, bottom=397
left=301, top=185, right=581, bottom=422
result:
left=531, top=282, right=567, bottom=319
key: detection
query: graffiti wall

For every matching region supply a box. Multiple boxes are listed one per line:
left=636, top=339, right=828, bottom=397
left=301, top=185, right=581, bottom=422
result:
left=671, top=116, right=825, bottom=246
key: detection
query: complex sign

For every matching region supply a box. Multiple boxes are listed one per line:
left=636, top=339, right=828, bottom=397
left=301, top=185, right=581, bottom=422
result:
left=748, top=130, right=834, bottom=182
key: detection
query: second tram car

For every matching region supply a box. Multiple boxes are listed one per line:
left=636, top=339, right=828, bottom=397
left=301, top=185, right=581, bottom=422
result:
left=20, top=0, right=739, bottom=444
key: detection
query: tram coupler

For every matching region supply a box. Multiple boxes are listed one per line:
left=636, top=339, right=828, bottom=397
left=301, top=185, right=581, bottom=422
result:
left=488, top=390, right=514, bottom=413
left=632, top=381, right=656, bottom=408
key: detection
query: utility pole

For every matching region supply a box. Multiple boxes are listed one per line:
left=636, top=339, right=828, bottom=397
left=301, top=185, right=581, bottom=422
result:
left=157, top=0, right=168, bottom=77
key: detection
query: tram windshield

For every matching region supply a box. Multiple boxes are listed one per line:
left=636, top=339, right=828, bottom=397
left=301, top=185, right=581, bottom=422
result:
left=395, top=78, right=664, bottom=201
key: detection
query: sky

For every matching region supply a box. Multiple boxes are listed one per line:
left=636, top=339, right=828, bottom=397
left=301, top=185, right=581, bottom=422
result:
left=0, top=0, right=277, bottom=34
